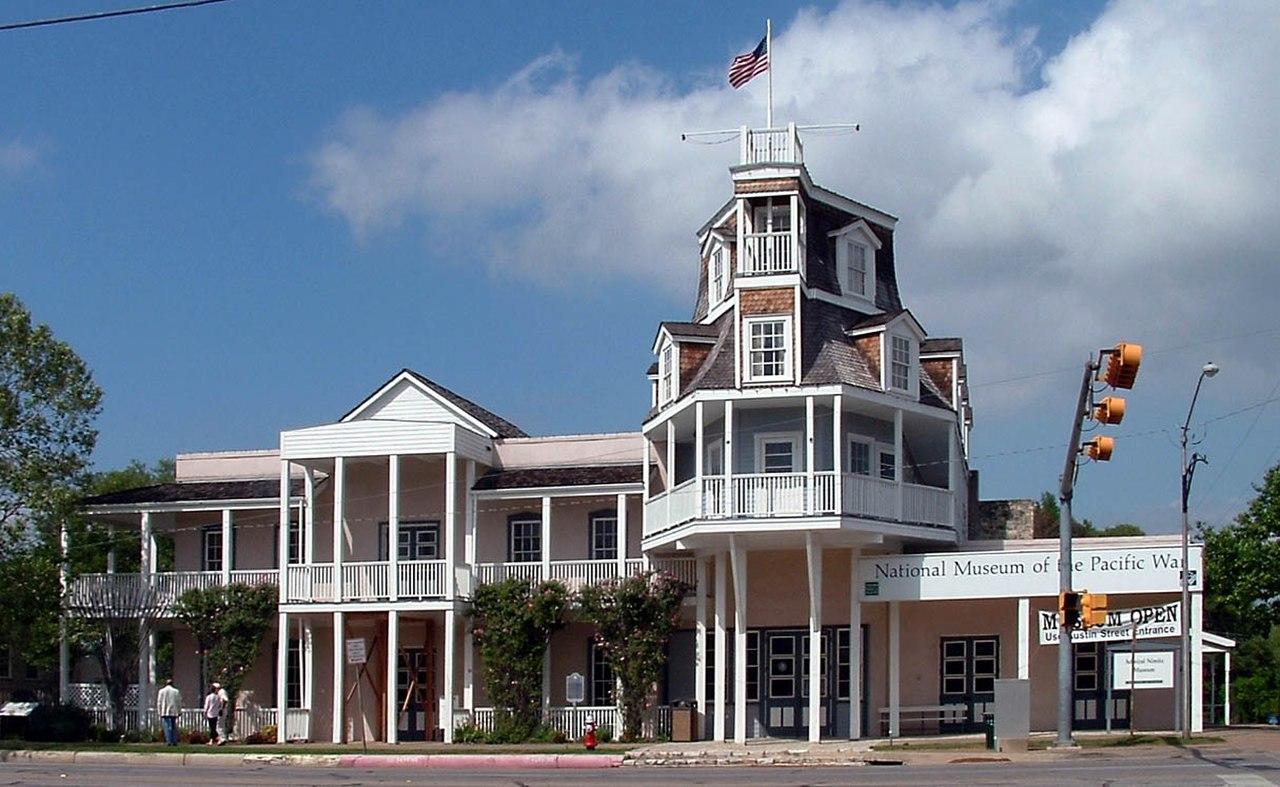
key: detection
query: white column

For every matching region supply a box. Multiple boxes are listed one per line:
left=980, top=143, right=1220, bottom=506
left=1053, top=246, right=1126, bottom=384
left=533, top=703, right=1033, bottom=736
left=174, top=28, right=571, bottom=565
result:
left=140, top=511, right=152, bottom=574
left=642, top=431, right=651, bottom=500
left=445, top=452, right=457, bottom=600
left=730, top=535, right=748, bottom=744
left=386, top=610, right=399, bottom=744
left=221, top=509, right=234, bottom=583
left=542, top=650, right=551, bottom=716
left=58, top=520, right=70, bottom=703
left=303, top=619, right=315, bottom=720
left=1224, top=651, right=1232, bottom=725
left=388, top=455, right=400, bottom=601
left=540, top=496, right=551, bottom=581
left=805, top=533, right=822, bottom=741
left=464, top=461, right=477, bottom=567
left=615, top=493, right=628, bottom=576
left=1017, top=598, right=1030, bottom=680
left=948, top=426, right=960, bottom=528
left=666, top=419, right=676, bottom=526
left=138, top=511, right=153, bottom=729
left=464, top=461, right=477, bottom=713
left=276, top=612, right=289, bottom=742
left=893, top=410, right=904, bottom=521
left=695, top=401, right=705, bottom=517
left=833, top=395, right=843, bottom=514
left=333, top=457, right=346, bottom=602
left=303, top=467, right=316, bottom=564
left=713, top=551, right=728, bottom=742
left=888, top=601, right=901, bottom=737
left=1192, top=592, right=1204, bottom=733
left=279, top=461, right=291, bottom=604
left=106, top=523, right=116, bottom=574
left=332, top=610, right=345, bottom=743
left=695, top=556, right=708, bottom=736
left=805, top=396, right=816, bottom=514
left=849, top=546, right=862, bottom=740
left=443, top=608, right=457, bottom=742
left=724, top=401, right=735, bottom=517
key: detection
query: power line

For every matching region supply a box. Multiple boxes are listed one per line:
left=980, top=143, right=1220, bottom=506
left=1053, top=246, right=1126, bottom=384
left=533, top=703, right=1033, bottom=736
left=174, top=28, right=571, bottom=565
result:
left=0, top=0, right=231, bottom=32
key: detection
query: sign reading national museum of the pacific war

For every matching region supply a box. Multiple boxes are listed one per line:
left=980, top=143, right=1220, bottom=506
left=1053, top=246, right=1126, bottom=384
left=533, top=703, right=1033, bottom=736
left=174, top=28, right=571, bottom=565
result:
left=858, top=546, right=1201, bottom=602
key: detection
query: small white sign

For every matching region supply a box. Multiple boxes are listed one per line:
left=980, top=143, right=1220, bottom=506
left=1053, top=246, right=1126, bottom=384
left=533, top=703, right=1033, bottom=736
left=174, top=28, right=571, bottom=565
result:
left=1039, top=601, right=1181, bottom=645
left=565, top=672, right=585, bottom=705
left=345, top=638, right=367, bottom=665
left=1112, top=651, right=1175, bottom=690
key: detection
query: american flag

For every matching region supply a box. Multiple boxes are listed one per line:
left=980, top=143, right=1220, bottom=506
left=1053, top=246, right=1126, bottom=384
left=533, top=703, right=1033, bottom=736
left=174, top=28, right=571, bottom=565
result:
left=728, top=36, right=769, bottom=89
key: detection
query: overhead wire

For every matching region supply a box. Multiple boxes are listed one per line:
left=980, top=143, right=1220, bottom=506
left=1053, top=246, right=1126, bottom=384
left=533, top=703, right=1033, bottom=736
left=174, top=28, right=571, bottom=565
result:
left=0, top=0, right=231, bottom=32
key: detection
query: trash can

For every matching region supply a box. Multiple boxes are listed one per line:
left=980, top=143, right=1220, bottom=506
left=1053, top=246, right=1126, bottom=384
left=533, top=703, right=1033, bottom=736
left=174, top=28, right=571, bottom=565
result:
left=984, top=713, right=995, bottom=750
left=671, top=700, right=696, bottom=742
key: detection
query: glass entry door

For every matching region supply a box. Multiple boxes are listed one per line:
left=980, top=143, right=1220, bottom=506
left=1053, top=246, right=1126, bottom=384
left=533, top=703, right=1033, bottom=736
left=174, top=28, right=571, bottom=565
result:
left=396, top=648, right=433, bottom=741
left=763, top=630, right=832, bottom=737
left=939, top=636, right=998, bottom=733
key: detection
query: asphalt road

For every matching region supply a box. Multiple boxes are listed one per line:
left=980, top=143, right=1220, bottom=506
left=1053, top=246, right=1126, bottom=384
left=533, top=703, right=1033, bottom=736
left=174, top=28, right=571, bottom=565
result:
left=4, top=750, right=1280, bottom=787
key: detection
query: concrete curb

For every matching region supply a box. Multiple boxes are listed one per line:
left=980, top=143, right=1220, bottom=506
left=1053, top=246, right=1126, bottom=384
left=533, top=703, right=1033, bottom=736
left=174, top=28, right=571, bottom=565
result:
left=0, top=750, right=623, bottom=770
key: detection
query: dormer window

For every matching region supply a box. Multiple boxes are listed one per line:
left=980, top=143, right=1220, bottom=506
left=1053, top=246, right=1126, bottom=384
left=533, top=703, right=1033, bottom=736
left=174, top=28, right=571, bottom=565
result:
left=710, top=247, right=726, bottom=303
left=660, top=343, right=675, bottom=403
left=831, top=219, right=882, bottom=302
left=744, top=316, right=791, bottom=382
left=844, top=240, right=868, bottom=297
left=890, top=335, right=912, bottom=391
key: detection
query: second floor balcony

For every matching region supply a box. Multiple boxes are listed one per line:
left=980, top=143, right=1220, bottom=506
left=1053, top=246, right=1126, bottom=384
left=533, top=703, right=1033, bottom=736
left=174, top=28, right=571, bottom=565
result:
left=66, top=569, right=279, bottom=617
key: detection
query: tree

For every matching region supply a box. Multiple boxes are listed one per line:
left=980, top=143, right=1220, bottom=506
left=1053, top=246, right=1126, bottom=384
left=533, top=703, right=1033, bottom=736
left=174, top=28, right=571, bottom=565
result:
left=468, top=578, right=569, bottom=737
left=578, top=571, right=690, bottom=740
left=1032, top=492, right=1145, bottom=538
left=1200, top=463, right=1280, bottom=722
left=0, top=293, right=102, bottom=677
left=173, top=583, right=278, bottom=737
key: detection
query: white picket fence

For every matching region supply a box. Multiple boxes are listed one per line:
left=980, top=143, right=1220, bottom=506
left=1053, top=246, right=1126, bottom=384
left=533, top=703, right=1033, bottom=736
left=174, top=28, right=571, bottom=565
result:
left=461, top=705, right=671, bottom=740
left=85, top=705, right=280, bottom=738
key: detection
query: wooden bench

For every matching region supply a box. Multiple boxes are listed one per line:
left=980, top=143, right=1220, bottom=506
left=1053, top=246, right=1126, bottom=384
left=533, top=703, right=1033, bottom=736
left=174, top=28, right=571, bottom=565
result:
left=878, top=704, right=968, bottom=736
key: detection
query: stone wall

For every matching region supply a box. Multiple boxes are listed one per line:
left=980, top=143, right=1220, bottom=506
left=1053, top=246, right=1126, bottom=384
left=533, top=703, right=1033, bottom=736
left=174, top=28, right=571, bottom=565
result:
left=972, top=498, right=1038, bottom=540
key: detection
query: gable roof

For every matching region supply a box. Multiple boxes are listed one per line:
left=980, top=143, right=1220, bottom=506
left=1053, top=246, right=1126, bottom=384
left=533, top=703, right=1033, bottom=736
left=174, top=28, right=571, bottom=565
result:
left=341, top=369, right=528, bottom=439
left=921, top=337, right=963, bottom=354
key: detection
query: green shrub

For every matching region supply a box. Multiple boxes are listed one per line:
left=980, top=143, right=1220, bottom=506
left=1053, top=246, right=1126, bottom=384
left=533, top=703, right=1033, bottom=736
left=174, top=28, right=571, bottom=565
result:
left=182, top=729, right=209, bottom=745
left=25, top=704, right=92, bottom=742
left=453, top=723, right=487, bottom=744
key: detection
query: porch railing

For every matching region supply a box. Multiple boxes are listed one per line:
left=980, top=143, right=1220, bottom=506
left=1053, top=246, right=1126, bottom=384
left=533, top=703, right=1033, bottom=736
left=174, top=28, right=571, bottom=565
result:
left=398, top=560, right=447, bottom=598
left=474, top=562, right=542, bottom=585
left=66, top=570, right=278, bottom=616
left=903, top=482, right=953, bottom=527
left=742, top=126, right=803, bottom=165
left=742, top=232, right=795, bottom=275
left=843, top=474, right=898, bottom=520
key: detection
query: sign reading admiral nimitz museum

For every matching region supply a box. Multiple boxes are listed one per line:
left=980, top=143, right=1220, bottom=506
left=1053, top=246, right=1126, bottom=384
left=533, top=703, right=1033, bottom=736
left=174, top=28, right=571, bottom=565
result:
left=858, top=546, right=1201, bottom=602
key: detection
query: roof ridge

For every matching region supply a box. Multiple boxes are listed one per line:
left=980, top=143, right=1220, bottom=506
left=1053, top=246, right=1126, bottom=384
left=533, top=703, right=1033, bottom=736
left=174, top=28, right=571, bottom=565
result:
left=401, top=368, right=529, bottom=438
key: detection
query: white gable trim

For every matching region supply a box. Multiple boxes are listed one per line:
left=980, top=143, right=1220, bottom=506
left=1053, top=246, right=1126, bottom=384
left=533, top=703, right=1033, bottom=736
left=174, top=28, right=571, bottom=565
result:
left=340, top=370, right=498, bottom=438
left=828, top=218, right=883, bottom=249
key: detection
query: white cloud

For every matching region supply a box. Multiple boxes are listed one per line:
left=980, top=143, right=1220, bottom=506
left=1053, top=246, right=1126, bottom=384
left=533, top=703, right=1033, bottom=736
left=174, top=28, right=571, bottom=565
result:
left=308, top=0, right=1280, bottom=403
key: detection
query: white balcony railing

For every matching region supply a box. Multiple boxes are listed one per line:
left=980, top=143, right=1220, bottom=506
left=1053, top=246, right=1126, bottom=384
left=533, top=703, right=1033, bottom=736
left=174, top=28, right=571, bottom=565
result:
left=398, top=560, right=447, bottom=599
left=286, top=564, right=336, bottom=602
left=742, top=231, right=795, bottom=275
left=474, top=562, right=543, bottom=586
left=66, top=570, right=279, bottom=616
left=644, top=472, right=955, bottom=535
left=341, top=561, right=389, bottom=601
left=284, top=561, right=448, bottom=602
left=742, top=126, right=803, bottom=165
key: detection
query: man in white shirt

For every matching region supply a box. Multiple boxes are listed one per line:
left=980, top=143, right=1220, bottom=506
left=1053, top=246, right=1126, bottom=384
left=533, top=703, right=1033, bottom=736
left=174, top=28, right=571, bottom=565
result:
left=202, top=683, right=225, bottom=745
left=156, top=679, right=182, bottom=746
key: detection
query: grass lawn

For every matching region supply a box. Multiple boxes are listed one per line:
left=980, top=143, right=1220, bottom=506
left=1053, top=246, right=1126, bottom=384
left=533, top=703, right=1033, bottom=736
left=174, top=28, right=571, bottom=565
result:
left=0, top=739, right=636, bottom=755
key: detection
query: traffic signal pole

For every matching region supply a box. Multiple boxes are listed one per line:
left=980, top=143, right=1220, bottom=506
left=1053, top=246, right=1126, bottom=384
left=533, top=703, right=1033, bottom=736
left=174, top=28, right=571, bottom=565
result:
left=1056, top=358, right=1096, bottom=748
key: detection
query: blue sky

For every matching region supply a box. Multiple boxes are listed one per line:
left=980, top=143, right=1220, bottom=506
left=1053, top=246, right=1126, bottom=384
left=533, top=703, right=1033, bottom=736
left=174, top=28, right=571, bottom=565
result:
left=3, top=0, right=1277, bottom=534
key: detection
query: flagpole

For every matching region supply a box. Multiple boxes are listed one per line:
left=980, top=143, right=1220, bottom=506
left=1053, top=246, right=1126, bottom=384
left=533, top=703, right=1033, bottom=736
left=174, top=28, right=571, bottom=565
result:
left=766, top=18, right=773, bottom=129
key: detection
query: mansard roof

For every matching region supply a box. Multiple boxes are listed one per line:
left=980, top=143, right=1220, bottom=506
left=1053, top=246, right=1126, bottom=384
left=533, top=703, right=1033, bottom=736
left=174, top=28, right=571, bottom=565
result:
left=83, top=479, right=304, bottom=507
left=472, top=464, right=642, bottom=491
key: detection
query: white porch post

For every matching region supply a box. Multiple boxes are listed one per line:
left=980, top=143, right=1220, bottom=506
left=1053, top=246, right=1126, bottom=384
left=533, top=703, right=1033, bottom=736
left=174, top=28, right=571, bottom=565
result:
left=276, top=612, right=289, bottom=742
left=138, top=511, right=152, bottom=729
left=615, top=493, right=628, bottom=576
left=58, top=520, right=69, bottom=703
left=833, top=395, right=843, bottom=514
left=805, top=396, right=816, bottom=514
left=730, top=535, right=748, bottom=744
left=1192, top=592, right=1204, bottom=733
left=713, top=551, right=727, bottom=742
left=893, top=410, right=904, bottom=521
left=464, top=461, right=477, bottom=712
left=540, top=496, right=551, bottom=581
left=303, top=466, right=316, bottom=564
left=388, top=454, right=400, bottom=601
left=1224, top=650, right=1232, bottom=725
left=386, top=610, right=399, bottom=744
left=443, top=608, right=457, bottom=742
left=221, top=508, right=233, bottom=583
left=333, top=457, right=346, bottom=603
left=280, top=461, right=291, bottom=603
left=724, top=401, right=735, bottom=517
left=695, top=401, right=705, bottom=516
left=888, top=601, right=901, bottom=737
left=332, top=610, right=345, bottom=743
left=303, top=619, right=315, bottom=726
left=445, top=452, right=457, bottom=600
left=1017, top=598, right=1030, bottom=680
left=849, top=547, right=862, bottom=740
left=805, top=534, right=822, bottom=741
left=106, top=523, right=116, bottom=574
left=666, top=419, right=676, bottom=526
left=695, top=557, right=707, bottom=736
left=948, top=426, right=959, bottom=527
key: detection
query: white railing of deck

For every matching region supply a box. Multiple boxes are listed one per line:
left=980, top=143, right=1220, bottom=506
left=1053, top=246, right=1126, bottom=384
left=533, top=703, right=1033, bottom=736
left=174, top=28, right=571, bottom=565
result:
left=701, top=476, right=727, bottom=517
left=283, top=708, right=312, bottom=741
left=742, top=232, right=794, bottom=275
left=228, top=569, right=279, bottom=587
left=668, top=478, right=700, bottom=527
left=812, top=471, right=838, bottom=514
left=548, top=559, right=623, bottom=592
left=475, top=562, right=543, bottom=585
left=342, top=561, right=389, bottom=601
left=651, top=557, right=697, bottom=587
left=842, top=473, right=898, bottom=520
left=67, top=570, right=279, bottom=615
left=743, top=126, right=802, bottom=164
left=903, top=482, right=954, bottom=527
left=286, top=564, right=337, bottom=602
left=643, top=490, right=668, bottom=536
left=732, top=472, right=808, bottom=517
left=397, top=559, right=447, bottom=598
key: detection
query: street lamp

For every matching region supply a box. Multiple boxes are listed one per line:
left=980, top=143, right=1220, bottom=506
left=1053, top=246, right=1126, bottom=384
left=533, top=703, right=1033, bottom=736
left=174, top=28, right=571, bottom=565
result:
left=1180, top=361, right=1218, bottom=739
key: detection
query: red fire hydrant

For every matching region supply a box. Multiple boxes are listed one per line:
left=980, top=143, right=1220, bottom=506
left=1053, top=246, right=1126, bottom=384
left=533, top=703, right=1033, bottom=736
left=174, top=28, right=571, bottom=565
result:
left=583, top=715, right=597, bottom=750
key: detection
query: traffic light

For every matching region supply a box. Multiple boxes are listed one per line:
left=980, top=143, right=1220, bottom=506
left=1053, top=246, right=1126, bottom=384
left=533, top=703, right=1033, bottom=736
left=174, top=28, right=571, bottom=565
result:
left=1102, top=343, right=1143, bottom=389
left=1084, top=436, right=1114, bottom=461
left=1093, top=396, right=1126, bottom=425
left=1059, top=591, right=1082, bottom=629
left=1081, top=592, right=1109, bottom=630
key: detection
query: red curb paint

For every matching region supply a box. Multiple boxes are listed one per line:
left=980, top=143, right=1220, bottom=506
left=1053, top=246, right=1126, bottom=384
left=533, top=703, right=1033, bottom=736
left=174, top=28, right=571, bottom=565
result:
left=336, top=753, right=623, bottom=769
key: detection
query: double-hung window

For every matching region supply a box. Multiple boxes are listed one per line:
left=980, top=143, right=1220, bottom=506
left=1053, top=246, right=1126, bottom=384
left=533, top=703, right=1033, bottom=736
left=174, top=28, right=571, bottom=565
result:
left=879, top=448, right=896, bottom=481
left=848, top=438, right=872, bottom=476
left=202, top=526, right=223, bottom=572
left=508, top=515, right=541, bottom=563
left=378, top=521, right=440, bottom=561
left=660, top=343, right=674, bottom=403
left=890, top=336, right=912, bottom=391
left=845, top=240, right=868, bottom=297
left=756, top=434, right=799, bottom=474
left=588, top=641, right=613, bottom=706
left=286, top=638, right=303, bottom=708
left=745, top=317, right=790, bottom=382
left=710, top=248, right=725, bottom=303
left=589, top=511, right=618, bottom=561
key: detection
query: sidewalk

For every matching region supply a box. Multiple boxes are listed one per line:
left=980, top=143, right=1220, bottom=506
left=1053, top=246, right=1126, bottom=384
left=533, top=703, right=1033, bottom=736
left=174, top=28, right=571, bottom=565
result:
left=0, top=749, right=624, bottom=770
